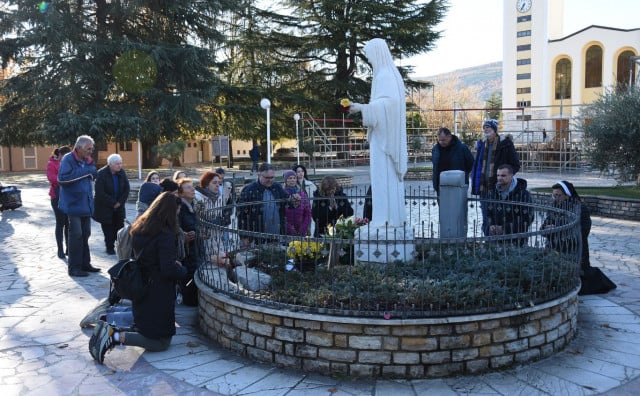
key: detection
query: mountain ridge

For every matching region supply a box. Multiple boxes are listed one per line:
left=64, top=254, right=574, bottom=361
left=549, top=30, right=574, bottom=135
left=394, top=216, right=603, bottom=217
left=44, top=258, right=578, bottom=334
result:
left=414, top=61, right=502, bottom=101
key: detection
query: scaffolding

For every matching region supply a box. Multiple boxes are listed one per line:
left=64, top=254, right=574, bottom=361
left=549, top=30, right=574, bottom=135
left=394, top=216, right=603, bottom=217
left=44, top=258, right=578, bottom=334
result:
left=298, top=104, right=589, bottom=172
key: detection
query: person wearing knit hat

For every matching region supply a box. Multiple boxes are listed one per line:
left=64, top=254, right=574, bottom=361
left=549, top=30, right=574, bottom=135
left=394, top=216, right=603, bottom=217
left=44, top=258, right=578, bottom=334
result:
left=283, top=170, right=296, bottom=181
left=482, top=119, right=499, bottom=134
left=471, top=118, right=521, bottom=236
left=282, top=169, right=311, bottom=236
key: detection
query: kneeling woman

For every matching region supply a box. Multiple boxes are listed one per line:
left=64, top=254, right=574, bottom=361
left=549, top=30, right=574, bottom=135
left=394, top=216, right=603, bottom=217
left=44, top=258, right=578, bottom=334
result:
left=89, top=192, right=188, bottom=364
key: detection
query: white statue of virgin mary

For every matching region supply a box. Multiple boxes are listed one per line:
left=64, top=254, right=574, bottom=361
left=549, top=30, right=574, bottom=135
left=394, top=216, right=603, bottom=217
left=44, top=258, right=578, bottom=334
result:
left=349, top=38, right=414, bottom=262
left=349, top=38, right=408, bottom=229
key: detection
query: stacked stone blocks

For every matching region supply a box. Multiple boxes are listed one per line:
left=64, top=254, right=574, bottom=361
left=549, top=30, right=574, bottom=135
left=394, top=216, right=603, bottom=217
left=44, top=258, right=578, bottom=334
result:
left=197, top=277, right=579, bottom=379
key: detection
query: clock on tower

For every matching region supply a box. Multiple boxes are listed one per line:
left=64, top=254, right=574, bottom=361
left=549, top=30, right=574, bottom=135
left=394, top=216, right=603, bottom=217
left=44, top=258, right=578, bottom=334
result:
left=517, top=0, right=532, bottom=13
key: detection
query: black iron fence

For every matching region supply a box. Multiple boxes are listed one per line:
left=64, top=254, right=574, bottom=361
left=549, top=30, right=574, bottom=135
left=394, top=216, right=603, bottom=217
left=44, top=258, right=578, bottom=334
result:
left=196, top=188, right=581, bottom=318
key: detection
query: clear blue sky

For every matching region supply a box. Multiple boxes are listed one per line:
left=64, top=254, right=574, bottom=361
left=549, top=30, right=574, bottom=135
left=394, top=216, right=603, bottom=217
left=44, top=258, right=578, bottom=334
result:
left=407, top=0, right=640, bottom=78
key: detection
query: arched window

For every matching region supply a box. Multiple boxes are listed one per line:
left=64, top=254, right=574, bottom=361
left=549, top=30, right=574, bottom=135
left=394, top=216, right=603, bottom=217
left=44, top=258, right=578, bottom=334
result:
left=555, top=59, right=571, bottom=99
left=617, top=50, right=637, bottom=88
left=585, top=45, right=602, bottom=88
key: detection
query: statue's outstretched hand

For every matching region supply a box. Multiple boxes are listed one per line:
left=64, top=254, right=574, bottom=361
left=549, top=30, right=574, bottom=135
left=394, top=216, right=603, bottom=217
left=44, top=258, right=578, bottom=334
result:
left=349, top=103, right=362, bottom=114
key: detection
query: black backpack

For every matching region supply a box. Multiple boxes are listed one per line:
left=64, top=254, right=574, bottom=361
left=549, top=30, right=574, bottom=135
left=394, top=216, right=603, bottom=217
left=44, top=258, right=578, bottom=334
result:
left=107, top=248, right=150, bottom=302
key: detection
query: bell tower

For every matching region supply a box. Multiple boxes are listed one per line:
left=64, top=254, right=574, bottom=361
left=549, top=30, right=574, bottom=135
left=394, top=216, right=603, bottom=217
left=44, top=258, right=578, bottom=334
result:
left=502, top=0, right=565, bottom=130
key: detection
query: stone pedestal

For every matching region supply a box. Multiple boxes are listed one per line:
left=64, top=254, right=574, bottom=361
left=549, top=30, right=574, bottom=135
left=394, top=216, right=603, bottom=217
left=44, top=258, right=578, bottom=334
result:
left=354, top=225, right=415, bottom=263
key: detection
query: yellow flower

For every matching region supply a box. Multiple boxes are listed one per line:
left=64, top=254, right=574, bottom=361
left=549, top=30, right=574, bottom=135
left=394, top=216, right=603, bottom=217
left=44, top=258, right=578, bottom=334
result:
left=340, top=98, right=351, bottom=107
left=287, top=239, right=324, bottom=261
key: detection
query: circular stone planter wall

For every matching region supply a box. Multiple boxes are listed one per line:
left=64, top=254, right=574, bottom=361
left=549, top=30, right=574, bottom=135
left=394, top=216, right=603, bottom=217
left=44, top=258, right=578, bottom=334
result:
left=196, top=275, right=579, bottom=379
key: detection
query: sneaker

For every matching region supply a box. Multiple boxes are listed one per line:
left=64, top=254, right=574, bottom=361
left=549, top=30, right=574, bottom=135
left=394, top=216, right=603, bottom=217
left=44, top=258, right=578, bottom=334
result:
left=89, top=320, right=116, bottom=364
left=79, top=298, right=111, bottom=328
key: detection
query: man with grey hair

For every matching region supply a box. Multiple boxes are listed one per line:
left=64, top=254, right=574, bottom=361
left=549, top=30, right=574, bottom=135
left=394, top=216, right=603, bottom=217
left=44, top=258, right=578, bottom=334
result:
left=58, top=135, right=99, bottom=277
left=237, top=163, right=287, bottom=246
left=93, top=153, right=130, bottom=255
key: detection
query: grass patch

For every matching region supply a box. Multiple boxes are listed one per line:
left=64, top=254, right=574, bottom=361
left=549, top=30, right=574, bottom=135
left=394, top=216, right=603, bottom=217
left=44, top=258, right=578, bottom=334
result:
left=532, top=186, right=640, bottom=199
left=406, top=166, right=433, bottom=172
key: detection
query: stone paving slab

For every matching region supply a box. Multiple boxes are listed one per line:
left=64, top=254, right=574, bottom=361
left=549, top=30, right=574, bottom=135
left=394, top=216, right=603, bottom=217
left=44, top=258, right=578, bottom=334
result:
left=0, top=169, right=639, bottom=395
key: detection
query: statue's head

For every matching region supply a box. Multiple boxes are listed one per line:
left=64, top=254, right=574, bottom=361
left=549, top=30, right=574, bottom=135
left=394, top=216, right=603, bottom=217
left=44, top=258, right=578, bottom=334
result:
left=363, top=38, right=392, bottom=70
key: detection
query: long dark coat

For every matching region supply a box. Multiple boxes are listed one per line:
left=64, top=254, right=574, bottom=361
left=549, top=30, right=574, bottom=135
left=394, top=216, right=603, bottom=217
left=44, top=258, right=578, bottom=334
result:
left=93, top=166, right=130, bottom=224
left=311, top=189, right=354, bottom=237
left=131, top=229, right=187, bottom=339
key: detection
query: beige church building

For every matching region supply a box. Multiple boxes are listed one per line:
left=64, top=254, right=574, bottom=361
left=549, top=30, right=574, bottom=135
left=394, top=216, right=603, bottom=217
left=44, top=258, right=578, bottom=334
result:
left=501, top=0, right=640, bottom=142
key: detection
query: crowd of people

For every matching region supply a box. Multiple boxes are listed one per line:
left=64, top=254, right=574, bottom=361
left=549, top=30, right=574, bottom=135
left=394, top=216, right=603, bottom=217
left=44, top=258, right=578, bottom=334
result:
left=49, top=118, right=615, bottom=365
left=47, top=135, right=347, bottom=363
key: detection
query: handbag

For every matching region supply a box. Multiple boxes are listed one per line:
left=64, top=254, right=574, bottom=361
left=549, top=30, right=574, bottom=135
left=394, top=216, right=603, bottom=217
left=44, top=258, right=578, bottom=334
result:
left=107, top=248, right=150, bottom=301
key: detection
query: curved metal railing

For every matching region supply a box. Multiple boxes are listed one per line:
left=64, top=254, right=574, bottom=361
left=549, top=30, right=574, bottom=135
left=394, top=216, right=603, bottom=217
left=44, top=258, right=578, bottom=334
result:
left=196, top=188, right=581, bottom=318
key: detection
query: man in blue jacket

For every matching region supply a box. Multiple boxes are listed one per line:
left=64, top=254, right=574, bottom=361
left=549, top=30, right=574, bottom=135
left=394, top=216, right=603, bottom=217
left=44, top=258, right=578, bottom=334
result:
left=431, top=127, right=474, bottom=196
left=58, top=135, right=100, bottom=277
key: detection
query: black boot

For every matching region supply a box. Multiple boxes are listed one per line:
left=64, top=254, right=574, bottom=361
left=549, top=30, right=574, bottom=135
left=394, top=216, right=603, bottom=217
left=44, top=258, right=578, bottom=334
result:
left=57, top=242, right=65, bottom=259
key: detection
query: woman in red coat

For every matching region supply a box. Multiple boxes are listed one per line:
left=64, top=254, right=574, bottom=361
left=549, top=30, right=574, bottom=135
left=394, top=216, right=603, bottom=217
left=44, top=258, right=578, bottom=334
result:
left=46, top=146, right=71, bottom=258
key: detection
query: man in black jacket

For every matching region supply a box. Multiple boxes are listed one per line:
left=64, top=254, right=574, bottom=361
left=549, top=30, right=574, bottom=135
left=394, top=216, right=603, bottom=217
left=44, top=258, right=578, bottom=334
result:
left=485, top=164, right=534, bottom=244
left=237, top=163, right=287, bottom=245
left=431, top=127, right=474, bottom=196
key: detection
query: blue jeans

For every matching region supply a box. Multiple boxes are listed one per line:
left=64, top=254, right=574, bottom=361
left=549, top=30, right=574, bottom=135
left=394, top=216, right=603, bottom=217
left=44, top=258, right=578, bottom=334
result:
left=68, top=215, right=92, bottom=271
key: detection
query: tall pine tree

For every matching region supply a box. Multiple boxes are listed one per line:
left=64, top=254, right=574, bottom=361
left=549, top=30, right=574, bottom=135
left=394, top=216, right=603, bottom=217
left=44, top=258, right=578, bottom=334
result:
left=204, top=0, right=447, bottom=147
left=0, top=0, right=234, bottom=166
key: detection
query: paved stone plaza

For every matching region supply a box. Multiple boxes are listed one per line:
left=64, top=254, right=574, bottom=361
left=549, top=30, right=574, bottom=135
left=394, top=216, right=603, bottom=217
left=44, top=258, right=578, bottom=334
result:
left=1, top=167, right=639, bottom=395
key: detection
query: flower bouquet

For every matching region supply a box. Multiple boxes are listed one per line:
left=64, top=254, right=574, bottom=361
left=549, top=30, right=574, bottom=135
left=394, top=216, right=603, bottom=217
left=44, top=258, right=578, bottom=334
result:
left=286, top=239, right=324, bottom=262
left=327, top=215, right=369, bottom=240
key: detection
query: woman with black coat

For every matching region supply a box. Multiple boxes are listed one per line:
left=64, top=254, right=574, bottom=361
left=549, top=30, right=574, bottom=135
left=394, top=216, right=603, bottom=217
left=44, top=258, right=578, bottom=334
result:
left=541, top=180, right=616, bottom=295
left=312, top=176, right=354, bottom=237
left=89, top=192, right=187, bottom=364
left=176, top=178, right=202, bottom=306
left=93, top=153, right=130, bottom=255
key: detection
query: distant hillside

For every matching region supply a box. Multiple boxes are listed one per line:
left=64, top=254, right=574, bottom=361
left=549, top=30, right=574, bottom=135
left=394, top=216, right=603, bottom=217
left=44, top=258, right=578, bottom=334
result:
left=415, top=61, right=502, bottom=101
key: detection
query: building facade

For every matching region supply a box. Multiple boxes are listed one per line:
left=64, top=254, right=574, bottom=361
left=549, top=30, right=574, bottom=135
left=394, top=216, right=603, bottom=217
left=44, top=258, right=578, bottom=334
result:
left=501, top=0, right=639, bottom=142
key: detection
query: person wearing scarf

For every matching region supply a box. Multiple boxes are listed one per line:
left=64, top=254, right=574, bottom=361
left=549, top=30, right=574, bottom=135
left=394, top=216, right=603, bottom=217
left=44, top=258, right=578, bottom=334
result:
left=541, top=180, right=616, bottom=295
left=485, top=164, right=533, bottom=246
left=283, top=170, right=311, bottom=236
left=471, top=119, right=521, bottom=235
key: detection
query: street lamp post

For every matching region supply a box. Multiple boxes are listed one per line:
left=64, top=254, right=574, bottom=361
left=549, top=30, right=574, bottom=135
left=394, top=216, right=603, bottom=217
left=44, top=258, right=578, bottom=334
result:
left=293, top=113, right=301, bottom=164
left=260, top=98, right=271, bottom=164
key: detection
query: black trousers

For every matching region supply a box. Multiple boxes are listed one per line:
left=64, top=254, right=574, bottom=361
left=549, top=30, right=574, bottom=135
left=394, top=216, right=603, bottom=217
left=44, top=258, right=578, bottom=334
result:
left=68, top=215, right=92, bottom=271
left=51, top=198, right=68, bottom=252
left=100, top=212, right=125, bottom=251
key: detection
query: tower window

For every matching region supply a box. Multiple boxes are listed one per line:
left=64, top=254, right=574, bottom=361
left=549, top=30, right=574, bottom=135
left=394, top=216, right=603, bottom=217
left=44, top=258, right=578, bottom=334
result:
left=517, top=44, right=531, bottom=51
left=517, top=73, right=531, bottom=80
left=517, top=87, right=531, bottom=94
left=517, top=30, right=531, bottom=38
left=517, top=58, right=531, bottom=66
left=517, top=15, right=532, bottom=23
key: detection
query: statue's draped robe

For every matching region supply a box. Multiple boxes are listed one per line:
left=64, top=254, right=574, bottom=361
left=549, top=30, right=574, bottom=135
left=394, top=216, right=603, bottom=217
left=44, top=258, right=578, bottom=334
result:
left=359, top=39, right=408, bottom=229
